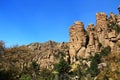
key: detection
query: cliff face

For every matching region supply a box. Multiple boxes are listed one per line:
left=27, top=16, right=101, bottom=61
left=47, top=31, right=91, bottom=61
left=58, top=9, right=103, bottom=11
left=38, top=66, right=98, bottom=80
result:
left=3, top=10, right=119, bottom=69
left=1, top=10, right=120, bottom=69
left=69, top=22, right=87, bottom=63
left=27, top=10, right=120, bottom=68
left=69, top=12, right=120, bottom=63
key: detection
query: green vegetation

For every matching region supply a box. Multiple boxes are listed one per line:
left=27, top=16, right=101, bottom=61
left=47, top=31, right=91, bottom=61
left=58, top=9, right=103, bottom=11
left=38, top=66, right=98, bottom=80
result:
left=0, top=41, right=120, bottom=80
left=107, top=21, right=120, bottom=33
left=30, top=61, right=40, bottom=80
left=98, top=42, right=102, bottom=48
left=0, top=42, right=72, bottom=80
left=86, top=46, right=111, bottom=79
left=96, top=51, right=120, bottom=80
left=20, top=74, right=31, bottom=80
left=54, top=57, right=71, bottom=80
left=86, top=54, right=100, bottom=77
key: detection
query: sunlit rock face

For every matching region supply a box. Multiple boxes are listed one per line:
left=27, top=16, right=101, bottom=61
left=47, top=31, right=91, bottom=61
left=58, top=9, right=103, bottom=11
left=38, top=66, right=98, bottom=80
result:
left=69, top=21, right=87, bottom=63
left=27, top=41, right=69, bottom=69
left=69, top=10, right=120, bottom=63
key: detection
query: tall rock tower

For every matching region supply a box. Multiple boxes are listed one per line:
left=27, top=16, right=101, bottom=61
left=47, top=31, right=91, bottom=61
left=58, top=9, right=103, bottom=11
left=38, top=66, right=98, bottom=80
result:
left=69, top=7, right=120, bottom=63
left=69, top=21, right=87, bottom=63
left=96, top=12, right=109, bottom=47
left=96, top=12, right=118, bottom=50
left=96, top=12, right=107, bottom=30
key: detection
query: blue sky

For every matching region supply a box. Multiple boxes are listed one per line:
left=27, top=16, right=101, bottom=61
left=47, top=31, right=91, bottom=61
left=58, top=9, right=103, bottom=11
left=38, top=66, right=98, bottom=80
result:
left=0, top=0, right=119, bottom=47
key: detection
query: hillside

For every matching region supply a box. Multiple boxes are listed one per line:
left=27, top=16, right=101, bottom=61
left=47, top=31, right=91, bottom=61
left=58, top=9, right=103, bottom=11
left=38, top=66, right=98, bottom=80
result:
left=0, top=6, right=120, bottom=80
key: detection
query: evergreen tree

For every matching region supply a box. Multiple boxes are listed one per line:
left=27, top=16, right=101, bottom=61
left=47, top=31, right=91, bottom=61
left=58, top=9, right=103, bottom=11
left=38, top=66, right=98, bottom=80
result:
left=54, top=58, right=71, bottom=80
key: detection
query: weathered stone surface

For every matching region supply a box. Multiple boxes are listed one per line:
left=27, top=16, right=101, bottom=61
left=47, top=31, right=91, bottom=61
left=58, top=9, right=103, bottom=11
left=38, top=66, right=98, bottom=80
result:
left=77, top=47, right=86, bottom=58
left=96, top=12, right=107, bottom=29
left=69, top=21, right=87, bottom=63
left=69, top=8, right=120, bottom=63
left=86, top=24, right=94, bottom=33
left=98, top=63, right=107, bottom=69
left=27, top=41, right=69, bottom=69
left=117, top=15, right=120, bottom=26
left=12, top=6, right=120, bottom=69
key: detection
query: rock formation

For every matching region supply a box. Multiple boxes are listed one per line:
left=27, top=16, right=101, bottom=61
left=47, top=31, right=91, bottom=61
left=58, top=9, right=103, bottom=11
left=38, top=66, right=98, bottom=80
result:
left=69, top=21, right=87, bottom=63
left=27, top=41, right=69, bottom=69
left=1, top=6, right=120, bottom=80
left=69, top=7, right=120, bottom=63
left=1, top=6, right=120, bottom=74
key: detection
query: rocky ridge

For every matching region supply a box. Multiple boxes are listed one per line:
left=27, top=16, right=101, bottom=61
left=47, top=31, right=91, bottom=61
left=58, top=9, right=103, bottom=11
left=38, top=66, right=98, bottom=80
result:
left=26, top=6, right=120, bottom=68
left=27, top=41, right=69, bottom=69
left=69, top=10, right=120, bottom=63
left=0, top=6, right=120, bottom=80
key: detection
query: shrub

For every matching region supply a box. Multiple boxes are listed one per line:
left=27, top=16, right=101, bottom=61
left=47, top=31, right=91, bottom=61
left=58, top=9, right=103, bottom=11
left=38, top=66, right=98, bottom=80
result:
left=87, top=54, right=100, bottom=77
left=100, top=46, right=111, bottom=56
left=20, top=74, right=31, bottom=80
left=54, top=58, right=71, bottom=80
left=107, top=22, right=120, bottom=33
left=86, top=46, right=111, bottom=77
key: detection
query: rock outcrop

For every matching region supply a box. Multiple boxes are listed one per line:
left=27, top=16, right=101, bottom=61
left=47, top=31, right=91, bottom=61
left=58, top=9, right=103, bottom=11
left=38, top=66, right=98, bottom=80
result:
left=69, top=8, right=120, bottom=63
left=1, top=6, right=120, bottom=73
left=69, top=22, right=87, bottom=63
left=1, top=6, right=120, bottom=80
left=27, top=41, right=69, bottom=69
